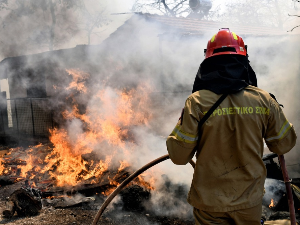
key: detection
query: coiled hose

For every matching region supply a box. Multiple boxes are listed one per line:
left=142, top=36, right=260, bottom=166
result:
left=92, top=154, right=195, bottom=225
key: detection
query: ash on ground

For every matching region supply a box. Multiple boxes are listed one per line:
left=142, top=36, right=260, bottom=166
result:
left=0, top=177, right=195, bottom=225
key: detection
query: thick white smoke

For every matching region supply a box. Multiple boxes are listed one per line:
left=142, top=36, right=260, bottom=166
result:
left=0, top=0, right=135, bottom=60
left=246, top=35, right=300, bottom=175
left=79, top=15, right=299, bottom=217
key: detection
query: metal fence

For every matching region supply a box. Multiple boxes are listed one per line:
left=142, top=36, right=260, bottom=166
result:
left=0, top=98, right=54, bottom=138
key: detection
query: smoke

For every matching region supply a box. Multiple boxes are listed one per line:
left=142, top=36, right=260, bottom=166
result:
left=263, top=178, right=286, bottom=207
left=143, top=175, right=194, bottom=219
left=42, top=193, right=95, bottom=208
left=0, top=0, right=135, bottom=60
left=245, top=35, right=300, bottom=175
left=82, top=14, right=299, bottom=217
left=0, top=0, right=300, bottom=221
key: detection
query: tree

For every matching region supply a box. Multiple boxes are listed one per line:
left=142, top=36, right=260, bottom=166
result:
left=0, top=0, right=81, bottom=58
left=132, top=0, right=213, bottom=18
left=0, top=0, right=110, bottom=60
left=74, top=0, right=110, bottom=45
left=288, top=0, right=300, bottom=31
left=215, top=0, right=295, bottom=28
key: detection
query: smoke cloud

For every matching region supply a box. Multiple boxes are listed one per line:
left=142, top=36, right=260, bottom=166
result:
left=0, top=0, right=135, bottom=60
left=246, top=35, right=300, bottom=174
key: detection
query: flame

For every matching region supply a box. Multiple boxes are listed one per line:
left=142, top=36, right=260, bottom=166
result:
left=0, top=159, right=5, bottom=175
left=66, top=69, right=90, bottom=93
left=46, top=195, right=69, bottom=200
left=118, top=160, right=130, bottom=172
left=269, top=198, right=276, bottom=208
left=136, top=175, right=155, bottom=191
left=0, top=69, right=156, bottom=192
left=135, top=169, right=157, bottom=191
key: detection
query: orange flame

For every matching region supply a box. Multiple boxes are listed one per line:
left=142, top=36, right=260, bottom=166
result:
left=269, top=199, right=276, bottom=208
left=0, top=159, right=5, bottom=175
left=118, top=160, right=130, bottom=172
left=2, top=69, right=156, bottom=192
left=66, top=69, right=90, bottom=93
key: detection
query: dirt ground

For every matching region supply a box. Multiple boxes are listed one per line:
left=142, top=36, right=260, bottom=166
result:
left=0, top=180, right=299, bottom=224
left=0, top=205, right=195, bottom=225
left=0, top=181, right=195, bottom=225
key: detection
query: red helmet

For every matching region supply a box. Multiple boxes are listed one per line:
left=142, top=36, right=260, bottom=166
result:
left=204, top=28, right=247, bottom=59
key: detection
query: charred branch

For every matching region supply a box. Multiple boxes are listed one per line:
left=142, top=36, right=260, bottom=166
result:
left=288, top=25, right=300, bottom=32
left=3, top=188, right=42, bottom=218
left=171, top=0, right=188, bottom=12
left=288, top=14, right=300, bottom=17
left=43, top=195, right=95, bottom=209
left=0, top=176, right=17, bottom=186
left=288, top=13, right=300, bottom=32
left=41, top=170, right=130, bottom=199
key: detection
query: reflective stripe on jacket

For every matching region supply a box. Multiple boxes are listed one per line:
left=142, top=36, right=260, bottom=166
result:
left=166, top=85, right=297, bottom=212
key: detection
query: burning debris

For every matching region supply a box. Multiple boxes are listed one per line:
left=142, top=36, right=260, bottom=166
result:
left=0, top=144, right=196, bottom=224
left=119, top=185, right=150, bottom=212
left=261, top=155, right=300, bottom=223
left=3, top=187, right=42, bottom=218
left=42, top=194, right=95, bottom=209
left=0, top=68, right=161, bottom=223
left=0, top=143, right=158, bottom=223
left=269, top=199, right=276, bottom=208
left=0, top=143, right=151, bottom=196
left=0, top=69, right=154, bottom=192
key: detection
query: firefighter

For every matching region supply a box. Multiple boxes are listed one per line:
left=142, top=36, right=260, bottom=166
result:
left=166, top=28, right=297, bottom=225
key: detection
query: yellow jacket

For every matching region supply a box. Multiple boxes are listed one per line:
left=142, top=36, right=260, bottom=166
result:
left=166, top=85, right=297, bottom=212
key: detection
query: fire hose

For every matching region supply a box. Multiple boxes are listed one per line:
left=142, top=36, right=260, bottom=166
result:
left=278, top=154, right=296, bottom=225
left=92, top=154, right=195, bottom=225
left=92, top=154, right=296, bottom=225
